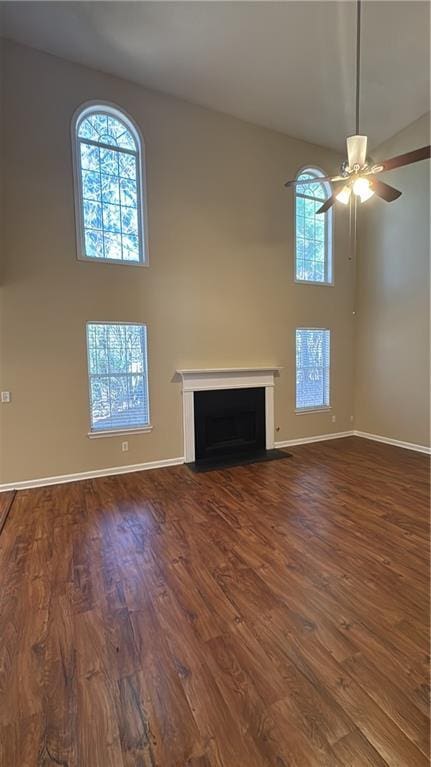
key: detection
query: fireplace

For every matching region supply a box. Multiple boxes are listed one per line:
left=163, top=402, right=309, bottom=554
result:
left=176, top=368, right=281, bottom=466
left=194, top=387, right=265, bottom=464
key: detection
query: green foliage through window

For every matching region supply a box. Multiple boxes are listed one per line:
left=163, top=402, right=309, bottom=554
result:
left=296, top=328, right=330, bottom=410
left=295, top=169, right=332, bottom=283
left=75, top=107, right=144, bottom=263
left=86, top=323, right=150, bottom=431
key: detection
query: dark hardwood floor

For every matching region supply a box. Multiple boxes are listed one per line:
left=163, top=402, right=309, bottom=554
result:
left=0, top=436, right=429, bottom=766
left=0, top=490, right=15, bottom=536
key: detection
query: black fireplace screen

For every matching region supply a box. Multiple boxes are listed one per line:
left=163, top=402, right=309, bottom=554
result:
left=194, top=387, right=265, bottom=462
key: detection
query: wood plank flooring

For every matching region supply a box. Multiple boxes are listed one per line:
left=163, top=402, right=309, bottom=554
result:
left=0, top=436, right=429, bottom=766
left=0, top=490, right=16, bottom=536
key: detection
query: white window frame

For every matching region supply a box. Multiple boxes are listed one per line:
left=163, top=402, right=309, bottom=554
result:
left=86, top=321, right=152, bottom=438
left=295, top=327, right=331, bottom=414
left=71, top=101, right=149, bottom=267
left=293, top=166, right=333, bottom=286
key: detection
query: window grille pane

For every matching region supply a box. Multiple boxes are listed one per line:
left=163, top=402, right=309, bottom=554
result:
left=82, top=170, right=101, bottom=201
left=101, top=174, right=120, bottom=205
left=83, top=200, right=102, bottom=230
left=120, top=178, right=137, bottom=208
left=87, top=323, right=150, bottom=432
left=296, top=329, right=330, bottom=410
left=295, top=168, right=332, bottom=284
left=80, top=144, right=94, bottom=171
left=122, top=234, right=139, bottom=261
left=100, top=147, right=119, bottom=175
left=84, top=230, right=104, bottom=259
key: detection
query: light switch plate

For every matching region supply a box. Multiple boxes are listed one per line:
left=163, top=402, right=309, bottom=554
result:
left=1, top=391, right=11, bottom=403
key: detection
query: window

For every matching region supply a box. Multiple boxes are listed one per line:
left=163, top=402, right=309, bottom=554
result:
left=72, top=103, right=148, bottom=264
left=296, top=328, right=330, bottom=411
left=295, top=168, right=332, bottom=284
left=86, top=323, right=150, bottom=434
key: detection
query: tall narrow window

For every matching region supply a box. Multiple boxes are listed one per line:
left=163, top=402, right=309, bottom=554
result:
left=295, top=168, right=332, bottom=284
left=86, top=323, right=150, bottom=433
left=72, top=104, right=148, bottom=264
left=296, top=328, right=330, bottom=411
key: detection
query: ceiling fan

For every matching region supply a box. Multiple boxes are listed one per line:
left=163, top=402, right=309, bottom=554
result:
left=284, top=0, right=430, bottom=214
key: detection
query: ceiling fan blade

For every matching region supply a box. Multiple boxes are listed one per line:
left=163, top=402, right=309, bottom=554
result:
left=315, top=179, right=347, bottom=213
left=316, top=196, right=337, bottom=214
left=284, top=175, right=344, bottom=188
left=379, top=145, right=430, bottom=173
left=370, top=178, right=402, bottom=202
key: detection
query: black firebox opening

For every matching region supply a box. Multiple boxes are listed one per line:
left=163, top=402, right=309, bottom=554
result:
left=193, top=387, right=265, bottom=465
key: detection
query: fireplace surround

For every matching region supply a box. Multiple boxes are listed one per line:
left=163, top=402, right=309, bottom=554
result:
left=176, top=368, right=281, bottom=464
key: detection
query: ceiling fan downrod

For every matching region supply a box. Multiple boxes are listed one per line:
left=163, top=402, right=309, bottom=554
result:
left=355, top=0, right=361, bottom=137
left=347, top=0, right=368, bottom=172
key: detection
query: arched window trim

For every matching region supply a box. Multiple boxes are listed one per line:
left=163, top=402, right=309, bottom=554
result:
left=293, top=165, right=333, bottom=286
left=71, top=100, right=149, bottom=266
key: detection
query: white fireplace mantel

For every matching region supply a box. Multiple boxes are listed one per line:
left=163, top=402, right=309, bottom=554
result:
left=176, top=367, right=281, bottom=463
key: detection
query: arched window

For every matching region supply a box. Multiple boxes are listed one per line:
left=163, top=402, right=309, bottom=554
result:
left=295, top=168, right=332, bottom=284
left=72, top=103, right=148, bottom=264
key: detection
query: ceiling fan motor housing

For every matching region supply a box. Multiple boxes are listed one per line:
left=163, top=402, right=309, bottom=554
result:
left=347, top=135, right=368, bottom=169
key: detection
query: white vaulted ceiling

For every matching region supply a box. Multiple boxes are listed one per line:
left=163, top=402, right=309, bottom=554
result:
left=1, top=1, right=429, bottom=151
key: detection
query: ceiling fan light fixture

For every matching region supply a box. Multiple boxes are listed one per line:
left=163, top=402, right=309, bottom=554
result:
left=335, top=185, right=352, bottom=205
left=359, top=187, right=375, bottom=203
left=347, top=135, right=368, bottom=168
left=352, top=176, right=374, bottom=202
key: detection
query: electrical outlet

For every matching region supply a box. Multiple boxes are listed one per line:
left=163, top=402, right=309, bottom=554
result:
left=1, top=391, right=11, bottom=403
left=122, top=441, right=128, bottom=452
left=331, top=415, right=336, bottom=423
left=350, top=415, right=354, bottom=422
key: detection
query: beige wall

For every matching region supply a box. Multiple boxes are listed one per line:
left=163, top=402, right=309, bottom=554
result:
left=0, top=41, right=355, bottom=484
left=0, top=40, right=4, bottom=478
left=354, top=113, right=430, bottom=447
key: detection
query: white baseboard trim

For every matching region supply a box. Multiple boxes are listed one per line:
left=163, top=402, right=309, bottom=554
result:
left=0, top=456, right=185, bottom=493
left=275, top=430, right=354, bottom=448
left=2, top=428, right=429, bottom=492
left=353, top=430, right=431, bottom=455
left=276, top=429, right=430, bottom=455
